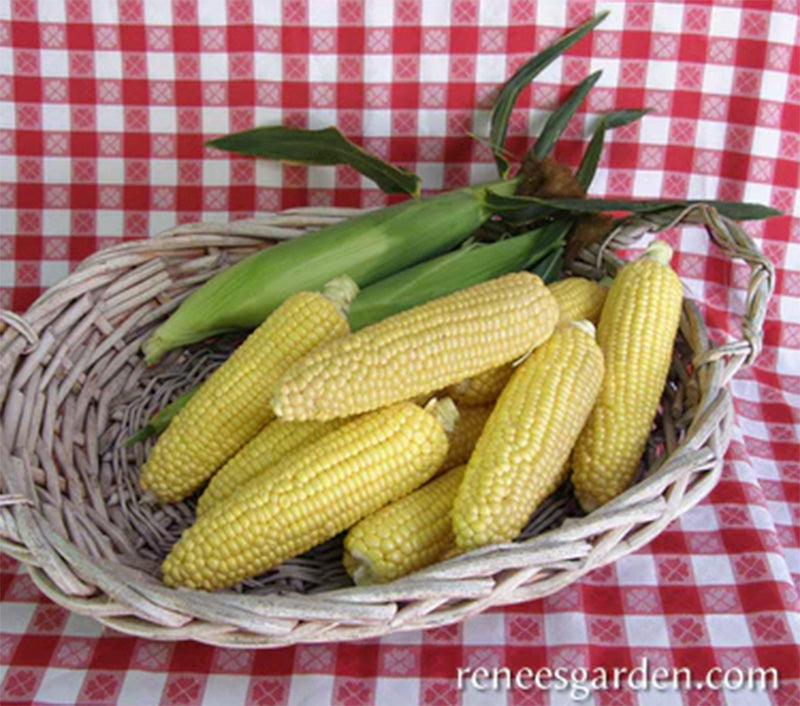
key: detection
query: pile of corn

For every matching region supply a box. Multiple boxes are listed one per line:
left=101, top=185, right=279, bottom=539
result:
left=142, top=242, right=682, bottom=591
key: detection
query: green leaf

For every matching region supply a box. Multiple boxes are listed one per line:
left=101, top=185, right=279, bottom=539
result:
left=208, top=126, right=421, bottom=197
left=532, top=71, right=602, bottom=161
left=485, top=192, right=782, bottom=221
left=489, top=12, right=608, bottom=177
left=575, top=109, right=650, bottom=189
left=603, top=109, right=652, bottom=130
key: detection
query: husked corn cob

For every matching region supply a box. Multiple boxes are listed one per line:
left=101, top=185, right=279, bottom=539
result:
left=571, top=242, right=683, bottom=511
left=162, top=399, right=457, bottom=590
left=195, top=418, right=346, bottom=516
left=344, top=465, right=465, bottom=584
left=549, top=277, right=607, bottom=325
left=273, top=273, right=558, bottom=421
left=140, top=277, right=357, bottom=503
left=440, top=404, right=493, bottom=471
left=453, top=322, right=604, bottom=550
left=447, top=278, right=607, bottom=407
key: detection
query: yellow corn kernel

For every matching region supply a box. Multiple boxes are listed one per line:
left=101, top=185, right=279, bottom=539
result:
left=440, top=404, right=493, bottom=472
left=453, top=322, right=604, bottom=551
left=162, top=399, right=456, bottom=590
left=549, top=277, right=607, bottom=325
left=344, top=465, right=465, bottom=584
left=446, top=278, right=607, bottom=407
left=140, top=277, right=357, bottom=503
left=571, top=242, right=683, bottom=511
left=273, top=273, right=558, bottom=421
left=195, top=418, right=346, bottom=517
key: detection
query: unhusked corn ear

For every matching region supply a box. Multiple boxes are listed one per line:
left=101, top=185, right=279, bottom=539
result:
left=273, top=273, right=558, bottom=421
left=549, top=277, right=607, bottom=325
left=344, top=465, right=465, bottom=584
left=195, top=418, right=346, bottom=516
left=571, top=241, right=683, bottom=511
left=440, top=404, right=493, bottom=472
left=446, top=278, right=607, bottom=407
left=143, top=182, right=514, bottom=363
left=453, top=322, right=604, bottom=551
left=140, top=277, right=357, bottom=503
left=162, top=400, right=455, bottom=590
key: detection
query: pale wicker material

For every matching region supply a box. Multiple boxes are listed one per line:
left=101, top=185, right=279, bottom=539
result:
left=0, top=205, right=773, bottom=646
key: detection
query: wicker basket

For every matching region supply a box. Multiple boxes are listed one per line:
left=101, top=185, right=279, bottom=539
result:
left=0, top=204, right=773, bottom=647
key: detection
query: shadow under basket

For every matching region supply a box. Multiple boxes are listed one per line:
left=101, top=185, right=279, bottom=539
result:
left=0, top=205, right=773, bottom=647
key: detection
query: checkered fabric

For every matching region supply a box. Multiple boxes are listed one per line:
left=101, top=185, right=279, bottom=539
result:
left=1, top=1, right=799, bottom=705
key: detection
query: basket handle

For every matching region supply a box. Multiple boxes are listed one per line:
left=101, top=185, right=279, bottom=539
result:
left=571, top=204, right=775, bottom=378
left=0, top=310, right=40, bottom=353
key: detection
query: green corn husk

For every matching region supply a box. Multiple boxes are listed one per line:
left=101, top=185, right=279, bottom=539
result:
left=347, top=220, right=567, bottom=330
left=530, top=246, right=564, bottom=283
left=143, top=180, right=517, bottom=363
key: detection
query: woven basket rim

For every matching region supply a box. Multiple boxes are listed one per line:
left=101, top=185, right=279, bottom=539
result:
left=0, top=204, right=774, bottom=647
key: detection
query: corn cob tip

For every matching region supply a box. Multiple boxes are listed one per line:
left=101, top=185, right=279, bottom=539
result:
left=142, top=336, right=165, bottom=365
left=449, top=379, right=470, bottom=397
left=441, top=546, right=464, bottom=561
left=138, top=487, right=162, bottom=506
left=644, top=240, right=673, bottom=265
left=570, top=320, right=596, bottom=337
left=575, top=488, right=601, bottom=513
left=322, top=275, right=359, bottom=317
left=425, top=397, right=459, bottom=434
left=346, top=548, right=377, bottom=585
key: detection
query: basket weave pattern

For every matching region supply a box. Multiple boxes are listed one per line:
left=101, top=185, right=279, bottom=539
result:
left=0, top=206, right=773, bottom=646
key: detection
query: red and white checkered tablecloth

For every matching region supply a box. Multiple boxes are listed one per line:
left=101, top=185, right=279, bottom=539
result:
left=1, top=1, right=798, bottom=704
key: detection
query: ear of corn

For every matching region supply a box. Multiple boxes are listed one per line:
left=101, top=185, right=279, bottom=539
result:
left=571, top=241, right=683, bottom=511
left=273, top=273, right=558, bottom=421
left=143, top=181, right=519, bottom=363
left=139, top=277, right=357, bottom=503
left=195, top=418, right=346, bottom=517
left=162, top=400, right=454, bottom=590
left=446, top=277, right=607, bottom=407
left=344, top=465, right=465, bottom=584
left=549, top=276, right=607, bottom=325
left=440, top=404, right=493, bottom=472
left=453, top=322, right=604, bottom=551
